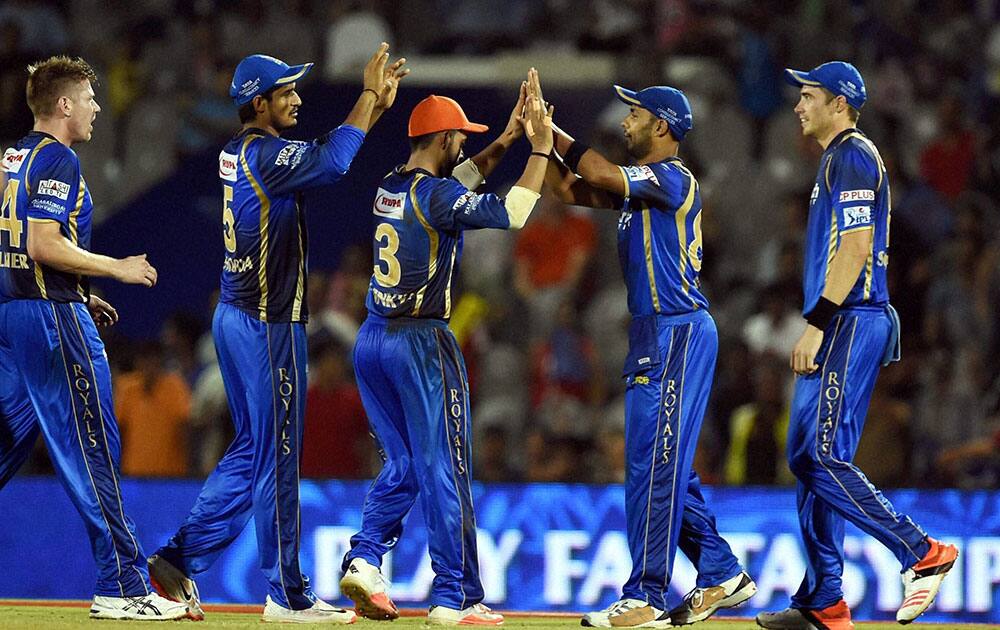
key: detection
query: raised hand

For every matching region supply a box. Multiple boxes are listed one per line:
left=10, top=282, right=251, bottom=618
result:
left=114, top=254, right=158, bottom=287
left=363, top=42, right=391, bottom=95
left=376, top=56, right=410, bottom=111
left=521, top=86, right=554, bottom=153
left=502, top=81, right=528, bottom=140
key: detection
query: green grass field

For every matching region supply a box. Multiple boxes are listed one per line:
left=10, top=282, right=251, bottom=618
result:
left=0, top=604, right=996, bottom=630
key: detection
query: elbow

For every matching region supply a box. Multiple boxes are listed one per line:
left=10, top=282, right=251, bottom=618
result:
left=26, top=235, right=49, bottom=264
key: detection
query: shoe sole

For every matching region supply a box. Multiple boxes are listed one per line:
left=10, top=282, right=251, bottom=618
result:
left=672, top=580, right=759, bottom=625
left=897, top=554, right=958, bottom=625
left=89, top=607, right=191, bottom=620
left=262, top=612, right=358, bottom=624
left=427, top=616, right=504, bottom=626
left=339, top=575, right=399, bottom=620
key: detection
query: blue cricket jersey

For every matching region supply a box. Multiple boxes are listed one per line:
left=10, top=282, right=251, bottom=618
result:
left=803, top=128, right=890, bottom=313
left=0, top=131, right=92, bottom=303
left=217, top=124, right=365, bottom=323
left=364, top=166, right=513, bottom=320
left=616, top=157, right=708, bottom=317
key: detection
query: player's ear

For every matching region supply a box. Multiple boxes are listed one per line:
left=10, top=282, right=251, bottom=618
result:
left=654, top=119, right=670, bottom=139
left=252, top=94, right=268, bottom=116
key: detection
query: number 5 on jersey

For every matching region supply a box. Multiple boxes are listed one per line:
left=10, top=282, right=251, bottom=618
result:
left=223, top=184, right=236, bottom=253
left=374, top=222, right=400, bottom=288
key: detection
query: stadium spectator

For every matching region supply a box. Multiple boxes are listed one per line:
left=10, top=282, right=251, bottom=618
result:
left=115, top=341, right=193, bottom=477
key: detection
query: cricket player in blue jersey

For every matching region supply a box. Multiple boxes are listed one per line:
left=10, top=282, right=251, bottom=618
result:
left=146, top=44, right=408, bottom=624
left=337, top=72, right=553, bottom=626
left=0, top=56, right=188, bottom=620
left=541, top=78, right=756, bottom=627
left=756, top=62, right=958, bottom=630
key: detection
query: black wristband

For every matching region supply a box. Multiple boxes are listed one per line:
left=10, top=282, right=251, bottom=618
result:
left=805, top=296, right=840, bottom=331
left=530, top=151, right=550, bottom=159
left=361, top=88, right=379, bottom=100
left=562, top=140, right=590, bottom=172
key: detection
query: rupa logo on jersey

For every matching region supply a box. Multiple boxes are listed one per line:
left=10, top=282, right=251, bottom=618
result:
left=2, top=148, right=30, bottom=173
left=839, top=189, right=875, bottom=203
left=842, top=205, right=872, bottom=228
left=374, top=188, right=406, bottom=219
left=37, top=179, right=70, bottom=201
left=219, top=151, right=238, bottom=182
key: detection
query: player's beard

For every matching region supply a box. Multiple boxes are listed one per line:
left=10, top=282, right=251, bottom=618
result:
left=626, top=125, right=653, bottom=160
left=442, top=146, right=465, bottom=178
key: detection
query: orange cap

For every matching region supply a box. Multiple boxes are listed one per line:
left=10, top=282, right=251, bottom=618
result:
left=408, top=95, right=489, bottom=137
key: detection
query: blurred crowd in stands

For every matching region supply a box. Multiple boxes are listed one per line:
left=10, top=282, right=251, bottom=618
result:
left=6, top=0, right=1000, bottom=488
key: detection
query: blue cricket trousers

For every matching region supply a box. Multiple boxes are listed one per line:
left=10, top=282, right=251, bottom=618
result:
left=346, top=314, right=482, bottom=610
left=0, top=299, right=150, bottom=596
left=157, top=302, right=313, bottom=609
left=787, top=305, right=928, bottom=609
left=621, top=310, right=742, bottom=610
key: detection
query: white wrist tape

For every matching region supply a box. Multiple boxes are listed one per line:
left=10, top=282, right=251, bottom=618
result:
left=452, top=159, right=484, bottom=190
left=504, top=186, right=541, bottom=229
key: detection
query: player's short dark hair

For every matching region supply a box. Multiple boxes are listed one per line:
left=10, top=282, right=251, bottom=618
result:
left=409, top=130, right=455, bottom=152
left=26, top=55, right=98, bottom=118
left=238, top=86, right=278, bottom=124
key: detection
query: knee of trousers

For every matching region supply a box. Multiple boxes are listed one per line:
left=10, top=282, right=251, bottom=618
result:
left=787, top=441, right=841, bottom=479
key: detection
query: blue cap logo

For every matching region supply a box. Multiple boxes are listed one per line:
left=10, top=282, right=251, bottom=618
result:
left=784, top=61, right=866, bottom=110
left=614, top=85, right=693, bottom=141
left=230, top=54, right=314, bottom=106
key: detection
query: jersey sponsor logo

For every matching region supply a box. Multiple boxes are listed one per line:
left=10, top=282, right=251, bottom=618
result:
left=37, top=179, right=70, bottom=200
left=275, top=141, right=308, bottom=168
left=842, top=205, right=872, bottom=228
left=1, top=148, right=29, bottom=173
left=29, top=198, right=66, bottom=216
left=618, top=210, right=632, bottom=231
left=839, top=189, right=875, bottom=203
left=623, top=165, right=658, bottom=185
left=452, top=190, right=483, bottom=214
left=374, top=189, right=406, bottom=219
left=810, top=183, right=819, bottom=206
left=219, top=151, right=238, bottom=182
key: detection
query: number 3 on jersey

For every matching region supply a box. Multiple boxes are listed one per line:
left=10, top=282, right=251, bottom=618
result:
left=374, top=222, right=400, bottom=287
left=223, top=184, right=236, bottom=253
left=0, top=179, right=23, bottom=248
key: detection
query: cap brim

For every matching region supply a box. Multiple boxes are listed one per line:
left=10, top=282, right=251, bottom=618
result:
left=613, top=85, right=641, bottom=105
left=784, top=68, right=822, bottom=88
left=276, top=62, right=314, bottom=86
left=460, top=122, right=489, bottom=134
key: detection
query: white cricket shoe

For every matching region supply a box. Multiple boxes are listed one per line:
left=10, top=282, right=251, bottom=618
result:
left=262, top=594, right=357, bottom=624
left=897, top=537, right=959, bottom=624
left=427, top=602, right=504, bottom=626
left=148, top=553, right=205, bottom=621
left=670, top=571, right=757, bottom=625
left=340, top=557, right=399, bottom=620
left=581, top=598, right=671, bottom=628
left=89, top=592, right=190, bottom=620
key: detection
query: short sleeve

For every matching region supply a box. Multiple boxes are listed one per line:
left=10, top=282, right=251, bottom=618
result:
left=26, top=147, right=78, bottom=228
left=618, top=163, right=673, bottom=207
left=829, top=145, right=879, bottom=234
left=256, top=125, right=365, bottom=195
left=423, top=178, right=511, bottom=232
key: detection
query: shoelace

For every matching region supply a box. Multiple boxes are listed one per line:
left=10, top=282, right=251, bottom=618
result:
left=470, top=603, right=494, bottom=614
left=605, top=599, right=642, bottom=615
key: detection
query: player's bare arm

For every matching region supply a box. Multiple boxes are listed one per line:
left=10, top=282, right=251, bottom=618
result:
left=513, top=86, right=553, bottom=194
left=468, top=81, right=527, bottom=180
left=544, top=150, right=617, bottom=208
left=790, top=227, right=873, bottom=375
left=343, top=42, right=398, bottom=132
left=27, top=219, right=157, bottom=287
left=369, top=56, right=410, bottom=128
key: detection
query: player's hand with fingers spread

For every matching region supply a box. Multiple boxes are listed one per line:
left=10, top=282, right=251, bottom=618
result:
left=362, top=42, right=391, bottom=96
left=376, top=56, right=410, bottom=111
left=521, top=94, right=554, bottom=154
left=114, top=254, right=158, bottom=287
left=87, top=294, right=118, bottom=327
left=790, top=324, right=824, bottom=375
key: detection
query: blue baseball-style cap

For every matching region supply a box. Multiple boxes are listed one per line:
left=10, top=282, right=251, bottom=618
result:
left=784, top=61, right=866, bottom=110
left=230, top=54, right=314, bottom=106
left=613, top=84, right=694, bottom=141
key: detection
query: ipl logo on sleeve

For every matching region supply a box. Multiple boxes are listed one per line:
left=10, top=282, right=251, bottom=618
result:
left=842, top=205, right=872, bottom=228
